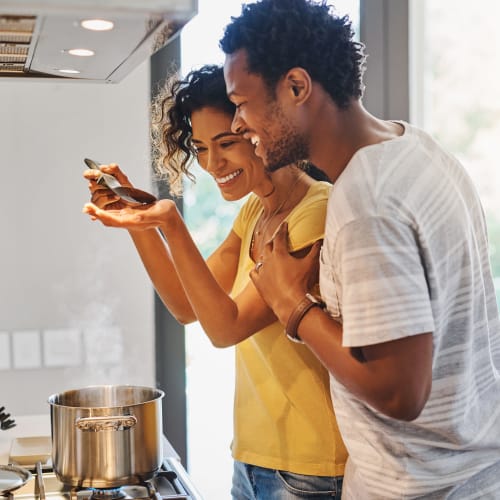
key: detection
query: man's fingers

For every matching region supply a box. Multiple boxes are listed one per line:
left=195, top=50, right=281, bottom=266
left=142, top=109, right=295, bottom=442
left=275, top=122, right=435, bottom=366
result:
left=307, top=239, right=322, bottom=262
left=267, top=221, right=289, bottom=255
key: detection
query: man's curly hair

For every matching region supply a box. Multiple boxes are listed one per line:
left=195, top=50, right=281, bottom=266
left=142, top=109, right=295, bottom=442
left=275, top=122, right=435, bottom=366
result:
left=151, top=65, right=235, bottom=196
left=219, top=0, right=366, bottom=109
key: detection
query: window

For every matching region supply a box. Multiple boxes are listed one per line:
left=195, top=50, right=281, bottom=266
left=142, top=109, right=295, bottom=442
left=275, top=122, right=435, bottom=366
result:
left=180, top=4, right=249, bottom=498
left=411, top=0, right=500, bottom=306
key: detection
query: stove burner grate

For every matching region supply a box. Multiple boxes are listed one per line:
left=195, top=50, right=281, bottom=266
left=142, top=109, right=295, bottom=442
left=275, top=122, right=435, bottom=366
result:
left=74, top=481, right=164, bottom=500
left=88, top=488, right=126, bottom=500
left=9, top=460, right=202, bottom=500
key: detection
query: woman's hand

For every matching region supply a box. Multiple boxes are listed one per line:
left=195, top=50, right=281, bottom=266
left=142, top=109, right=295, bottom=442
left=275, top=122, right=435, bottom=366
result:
left=83, top=163, right=133, bottom=210
left=83, top=198, right=178, bottom=232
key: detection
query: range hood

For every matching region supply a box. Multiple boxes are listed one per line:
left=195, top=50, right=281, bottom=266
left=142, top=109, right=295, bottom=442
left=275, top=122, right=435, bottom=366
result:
left=0, top=0, right=197, bottom=82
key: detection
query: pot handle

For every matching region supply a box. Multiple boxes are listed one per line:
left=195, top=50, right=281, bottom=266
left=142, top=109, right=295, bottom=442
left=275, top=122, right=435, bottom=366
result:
left=75, top=415, right=137, bottom=432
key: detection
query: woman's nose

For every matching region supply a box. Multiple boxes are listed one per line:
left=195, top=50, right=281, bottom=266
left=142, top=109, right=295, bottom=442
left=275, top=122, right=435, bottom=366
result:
left=206, top=150, right=223, bottom=173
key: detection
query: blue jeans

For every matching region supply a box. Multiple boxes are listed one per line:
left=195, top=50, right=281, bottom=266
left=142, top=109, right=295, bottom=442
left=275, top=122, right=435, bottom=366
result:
left=231, top=460, right=343, bottom=499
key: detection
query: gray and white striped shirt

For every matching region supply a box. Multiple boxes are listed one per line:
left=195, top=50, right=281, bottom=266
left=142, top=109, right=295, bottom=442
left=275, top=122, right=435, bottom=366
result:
left=320, top=122, right=500, bottom=499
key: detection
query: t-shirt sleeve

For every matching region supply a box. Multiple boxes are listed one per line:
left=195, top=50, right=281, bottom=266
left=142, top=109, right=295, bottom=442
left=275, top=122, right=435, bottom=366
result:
left=333, top=215, right=435, bottom=347
left=287, top=183, right=330, bottom=253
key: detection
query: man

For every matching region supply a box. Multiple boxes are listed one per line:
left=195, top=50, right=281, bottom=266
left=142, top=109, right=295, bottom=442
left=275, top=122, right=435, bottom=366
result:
left=220, top=0, right=500, bottom=498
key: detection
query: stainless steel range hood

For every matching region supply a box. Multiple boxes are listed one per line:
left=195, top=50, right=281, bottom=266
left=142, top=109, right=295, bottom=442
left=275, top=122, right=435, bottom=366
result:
left=0, top=0, right=197, bottom=82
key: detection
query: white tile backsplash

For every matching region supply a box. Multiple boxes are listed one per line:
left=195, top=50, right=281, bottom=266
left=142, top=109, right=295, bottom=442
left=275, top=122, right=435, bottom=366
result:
left=12, top=330, right=42, bottom=369
left=42, top=328, right=82, bottom=367
left=0, top=331, right=11, bottom=370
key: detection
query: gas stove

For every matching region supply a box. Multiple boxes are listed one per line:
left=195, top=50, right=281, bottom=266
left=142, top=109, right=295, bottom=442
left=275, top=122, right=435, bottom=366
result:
left=7, top=459, right=203, bottom=500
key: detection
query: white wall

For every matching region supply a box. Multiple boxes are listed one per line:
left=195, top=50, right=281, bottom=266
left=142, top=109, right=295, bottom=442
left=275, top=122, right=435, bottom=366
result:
left=0, top=62, right=155, bottom=416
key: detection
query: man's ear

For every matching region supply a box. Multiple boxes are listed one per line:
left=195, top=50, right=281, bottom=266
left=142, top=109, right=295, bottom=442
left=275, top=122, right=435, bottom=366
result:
left=284, top=67, right=312, bottom=104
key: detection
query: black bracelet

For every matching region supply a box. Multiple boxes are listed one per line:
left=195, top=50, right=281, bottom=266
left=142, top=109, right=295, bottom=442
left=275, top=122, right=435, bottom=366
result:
left=285, top=293, right=326, bottom=343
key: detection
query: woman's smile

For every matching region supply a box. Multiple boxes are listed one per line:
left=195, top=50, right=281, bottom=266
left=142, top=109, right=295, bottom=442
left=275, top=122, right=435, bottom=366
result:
left=215, top=168, right=243, bottom=186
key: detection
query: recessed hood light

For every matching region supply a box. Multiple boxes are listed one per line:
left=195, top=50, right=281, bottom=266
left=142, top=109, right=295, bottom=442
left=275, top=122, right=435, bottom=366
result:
left=66, top=48, right=95, bottom=57
left=0, top=0, right=197, bottom=82
left=80, top=19, right=114, bottom=32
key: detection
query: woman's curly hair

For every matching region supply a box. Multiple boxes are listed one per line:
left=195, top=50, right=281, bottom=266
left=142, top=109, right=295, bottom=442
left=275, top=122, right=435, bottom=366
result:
left=219, top=0, right=366, bottom=109
left=151, top=64, right=235, bottom=196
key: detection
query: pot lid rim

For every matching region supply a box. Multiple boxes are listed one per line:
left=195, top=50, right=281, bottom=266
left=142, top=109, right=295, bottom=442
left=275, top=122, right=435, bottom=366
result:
left=0, top=464, right=32, bottom=494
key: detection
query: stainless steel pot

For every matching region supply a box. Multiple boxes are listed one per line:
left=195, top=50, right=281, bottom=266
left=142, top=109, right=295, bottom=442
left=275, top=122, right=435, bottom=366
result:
left=48, top=385, right=164, bottom=488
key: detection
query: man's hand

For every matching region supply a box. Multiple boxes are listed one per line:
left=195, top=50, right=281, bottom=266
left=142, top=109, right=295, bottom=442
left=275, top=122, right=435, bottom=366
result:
left=250, top=221, right=322, bottom=325
left=251, top=224, right=433, bottom=420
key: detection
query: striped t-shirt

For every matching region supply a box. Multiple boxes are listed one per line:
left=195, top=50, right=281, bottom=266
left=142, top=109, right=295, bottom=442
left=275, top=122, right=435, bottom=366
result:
left=320, top=122, right=500, bottom=498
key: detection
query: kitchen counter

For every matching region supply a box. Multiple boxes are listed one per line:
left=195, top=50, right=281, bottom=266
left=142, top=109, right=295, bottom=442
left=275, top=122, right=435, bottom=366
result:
left=0, top=414, right=180, bottom=465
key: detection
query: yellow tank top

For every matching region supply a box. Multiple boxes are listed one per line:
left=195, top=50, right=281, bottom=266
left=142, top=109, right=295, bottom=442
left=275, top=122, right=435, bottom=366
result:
left=231, top=181, right=347, bottom=476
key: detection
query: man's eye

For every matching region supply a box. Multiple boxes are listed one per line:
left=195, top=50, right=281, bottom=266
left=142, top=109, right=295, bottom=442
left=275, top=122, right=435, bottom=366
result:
left=220, top=141, right=236, bottom=148
left=235, top=102, right=245, bottom=110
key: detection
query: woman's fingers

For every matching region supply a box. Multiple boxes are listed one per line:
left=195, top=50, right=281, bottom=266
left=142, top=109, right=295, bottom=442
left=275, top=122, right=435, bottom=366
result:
left=83, top=201, right=163, bottom=231
left=99, top=163, right=133, bottom=187
left=83, top=163, right=134, bottom=189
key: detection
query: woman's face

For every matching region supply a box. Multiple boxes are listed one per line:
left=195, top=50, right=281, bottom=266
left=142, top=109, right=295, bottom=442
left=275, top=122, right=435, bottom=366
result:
left=190, top=106, right=271, bottom=201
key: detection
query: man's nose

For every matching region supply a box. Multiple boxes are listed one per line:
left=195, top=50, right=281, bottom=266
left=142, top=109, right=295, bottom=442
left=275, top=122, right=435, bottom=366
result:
left=231, top=111, right=245, bottom=134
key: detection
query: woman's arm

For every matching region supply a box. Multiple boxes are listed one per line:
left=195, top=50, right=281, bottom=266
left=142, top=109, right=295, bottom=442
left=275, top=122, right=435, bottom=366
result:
left=158, top=209, right=276, bottom=346
left=83, top=164, right=275, bottom=346
left=84, top=165, right=200, bottom=323
left=84, top=200, right=276, bottom=346
left=128, top=228, right=198, bottom=324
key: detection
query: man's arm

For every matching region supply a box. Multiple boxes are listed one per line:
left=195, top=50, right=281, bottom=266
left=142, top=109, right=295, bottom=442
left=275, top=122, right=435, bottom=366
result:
left=250, top=222, right=433, bottom=421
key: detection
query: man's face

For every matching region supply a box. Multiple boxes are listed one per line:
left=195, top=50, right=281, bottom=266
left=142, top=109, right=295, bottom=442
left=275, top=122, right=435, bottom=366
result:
left=224, top=49, right=308, bottom=171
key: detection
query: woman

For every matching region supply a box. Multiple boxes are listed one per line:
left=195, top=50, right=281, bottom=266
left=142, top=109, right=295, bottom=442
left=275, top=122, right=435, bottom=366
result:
left=83, top=65, right=347, bottom=499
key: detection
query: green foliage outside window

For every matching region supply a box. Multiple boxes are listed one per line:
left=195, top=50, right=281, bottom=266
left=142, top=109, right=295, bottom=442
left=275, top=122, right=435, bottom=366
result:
left=184, top=164, right=245, bottom=258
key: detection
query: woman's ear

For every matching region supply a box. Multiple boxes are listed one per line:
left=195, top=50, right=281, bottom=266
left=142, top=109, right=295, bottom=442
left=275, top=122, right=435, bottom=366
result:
left=285, top=67, right=312, bottom=104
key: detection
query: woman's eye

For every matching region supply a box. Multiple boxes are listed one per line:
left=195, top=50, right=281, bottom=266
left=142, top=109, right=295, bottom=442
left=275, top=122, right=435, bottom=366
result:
left=235, top=102, right=245, bottom=110
left=220, top=141, right=236, bottom=148
left=194, top=146, right=207, bottom=155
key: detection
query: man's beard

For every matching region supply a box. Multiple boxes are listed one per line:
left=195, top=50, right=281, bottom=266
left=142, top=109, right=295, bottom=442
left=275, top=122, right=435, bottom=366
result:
left=264, top=122, right=309, bottom=172
left=260, top=98, right=309, bottom=171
